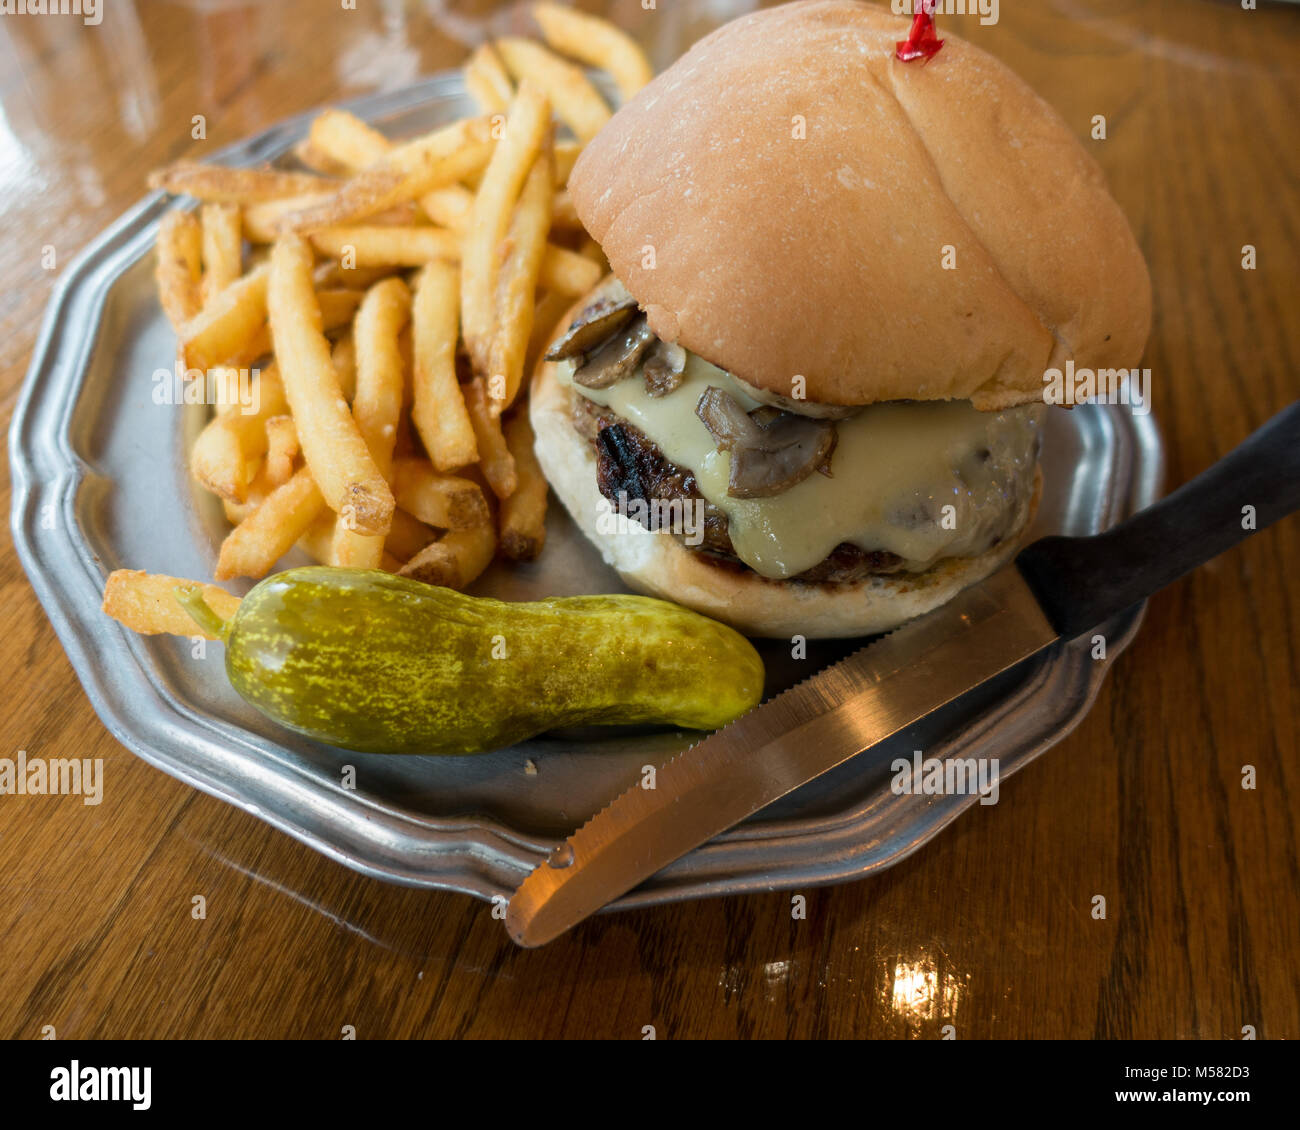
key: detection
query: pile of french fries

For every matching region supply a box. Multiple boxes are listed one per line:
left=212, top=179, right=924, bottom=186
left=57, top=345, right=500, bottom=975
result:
left=108, top=5, right=652, bottom=636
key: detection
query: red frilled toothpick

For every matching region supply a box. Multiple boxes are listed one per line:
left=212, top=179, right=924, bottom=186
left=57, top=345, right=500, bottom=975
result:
left=896, top=0, right=944, bottom=63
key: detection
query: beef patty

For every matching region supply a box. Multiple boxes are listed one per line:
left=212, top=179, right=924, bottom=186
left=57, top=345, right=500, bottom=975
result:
left=572, top=394, right=905, bottom=584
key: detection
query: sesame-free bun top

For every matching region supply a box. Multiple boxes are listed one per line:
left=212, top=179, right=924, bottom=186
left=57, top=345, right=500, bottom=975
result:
left=569, top=0, right=1151, bottom=410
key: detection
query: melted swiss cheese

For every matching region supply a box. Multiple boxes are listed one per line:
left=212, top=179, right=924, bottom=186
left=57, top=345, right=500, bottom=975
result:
left=559, top=353, right=1042, bottom=580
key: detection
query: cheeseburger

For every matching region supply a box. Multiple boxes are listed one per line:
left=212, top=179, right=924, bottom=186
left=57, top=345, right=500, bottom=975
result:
left=530, top=0, right=1151, bottom=638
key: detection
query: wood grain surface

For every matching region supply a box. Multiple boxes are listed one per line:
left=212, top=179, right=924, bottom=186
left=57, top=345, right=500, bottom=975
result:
left=1, top=0, right=1296, bottom=1040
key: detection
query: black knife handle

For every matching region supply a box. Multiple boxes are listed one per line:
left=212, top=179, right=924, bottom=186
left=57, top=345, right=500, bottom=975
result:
left=1016, top=400, right=1300, bottom=639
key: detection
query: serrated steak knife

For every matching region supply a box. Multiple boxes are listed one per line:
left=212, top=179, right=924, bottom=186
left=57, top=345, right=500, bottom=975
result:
left=507, top=401, right=1300, bottom=947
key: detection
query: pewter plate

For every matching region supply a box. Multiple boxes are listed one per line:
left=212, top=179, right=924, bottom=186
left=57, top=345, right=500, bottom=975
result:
left=9, top=75, right=1164, bottom=909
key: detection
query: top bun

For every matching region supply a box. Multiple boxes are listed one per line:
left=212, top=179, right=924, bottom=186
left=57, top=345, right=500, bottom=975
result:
left=570, top=0, right=1151, bottom=409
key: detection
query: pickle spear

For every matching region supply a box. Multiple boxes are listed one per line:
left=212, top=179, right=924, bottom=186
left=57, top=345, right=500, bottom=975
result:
left=178, top=566, right=765, bottom=755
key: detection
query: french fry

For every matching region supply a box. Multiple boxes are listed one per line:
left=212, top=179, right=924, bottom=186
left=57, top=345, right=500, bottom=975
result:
left=462, top=81, right=551, bottom=377
left=394, top=324, right=417, bottom=459
left=243, top=193, right=332, bottom=242
left=331, top=333, right=357, bottom=402
left=215, top=466, right=325, bottom=580
left=307, top=109, right=391, bottom=172
left=268, top=237, right=394, bottom=536
left=391, top=458, right=491, bottom=530
left=212, top=361, right=264, bottom=418
left=313, top=261, right=396, bottom=289
left=549, top=188, right=581, bottom=230
left=307, top=225, right=459, bottom=266
left=577, top=234, right=608, bottom=269
left=486, top=139, right=554, bottom=413
left=264, top=415, right=299, bottom=486
left=304, top=119, right=498, bottom=257
left=330, top=277, right=411, bottom=568
left=292, top=138, right=353, bottom=177
left=297, top=516, right=405, bottom=571
left=398, top=519, right=497, bottom=590
left=221, top=465, right=275, bottom=524
left=222, top=287, right=358, bottom=374
left=295, top=510, right=338, bottom=564
left=304, top=176, right=590, bottom=291
left=396, top=183, right=589, bottom=302
left=300, top=516, right=407, bottom=571
left=190, top=365, right=289, bottom=502
left=200, top=202, right=243, bottom=303
left=494, top=37, right=611, bottom=143
left=318, top=289, right=365, bottom=330
left=553, top=139, right=582, bottom=185
left=463, top=377, right=518, bottom=499
left=525, top=289, right=577, bottom=376
left=398, top=321, right=413, bottom=381
left=499, top=411, right=548, bottom=560
left=424, top=191, right=582, bottom=269
left=384, top=507, right=438, bottom=562
left=410, top=261, right=478, bottom=471
left=156, top=210, right=203, bottom=329
left=348, top=278, right=409, bottom=479
left=103, top=571, right=241, bottom=640
left=538, top=241, right=601, bottom=297
left=179, top=262, right=269, bottom=371
left=274, top=117, right=496, bottom=234
left=392, top=415, right=420, bottom=462
left=419, top=183, right=476, bottom=232
left=464, top=42, right=514, bottom=113
left=245, top=197, right=424, bottom=243
left=532, top=2, right=654, bottom=102
left=148, top=161, right=335, bottom=203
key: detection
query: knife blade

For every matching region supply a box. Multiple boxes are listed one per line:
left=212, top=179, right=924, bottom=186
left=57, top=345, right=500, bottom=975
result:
left=507, top=399, right=1300, bottom=947
left=507, top=567, right=1055, bottom=947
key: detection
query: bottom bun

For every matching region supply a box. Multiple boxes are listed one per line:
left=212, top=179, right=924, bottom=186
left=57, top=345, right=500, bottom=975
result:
left=529, top=360, right=1041, bottom=639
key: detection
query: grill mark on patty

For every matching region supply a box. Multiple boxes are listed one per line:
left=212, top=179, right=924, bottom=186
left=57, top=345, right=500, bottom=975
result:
left=575, top=395, right=906, bottom=583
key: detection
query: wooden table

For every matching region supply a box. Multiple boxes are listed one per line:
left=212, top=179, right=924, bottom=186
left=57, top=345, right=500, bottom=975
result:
left=1, top=0, right=1296, bottom=1040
